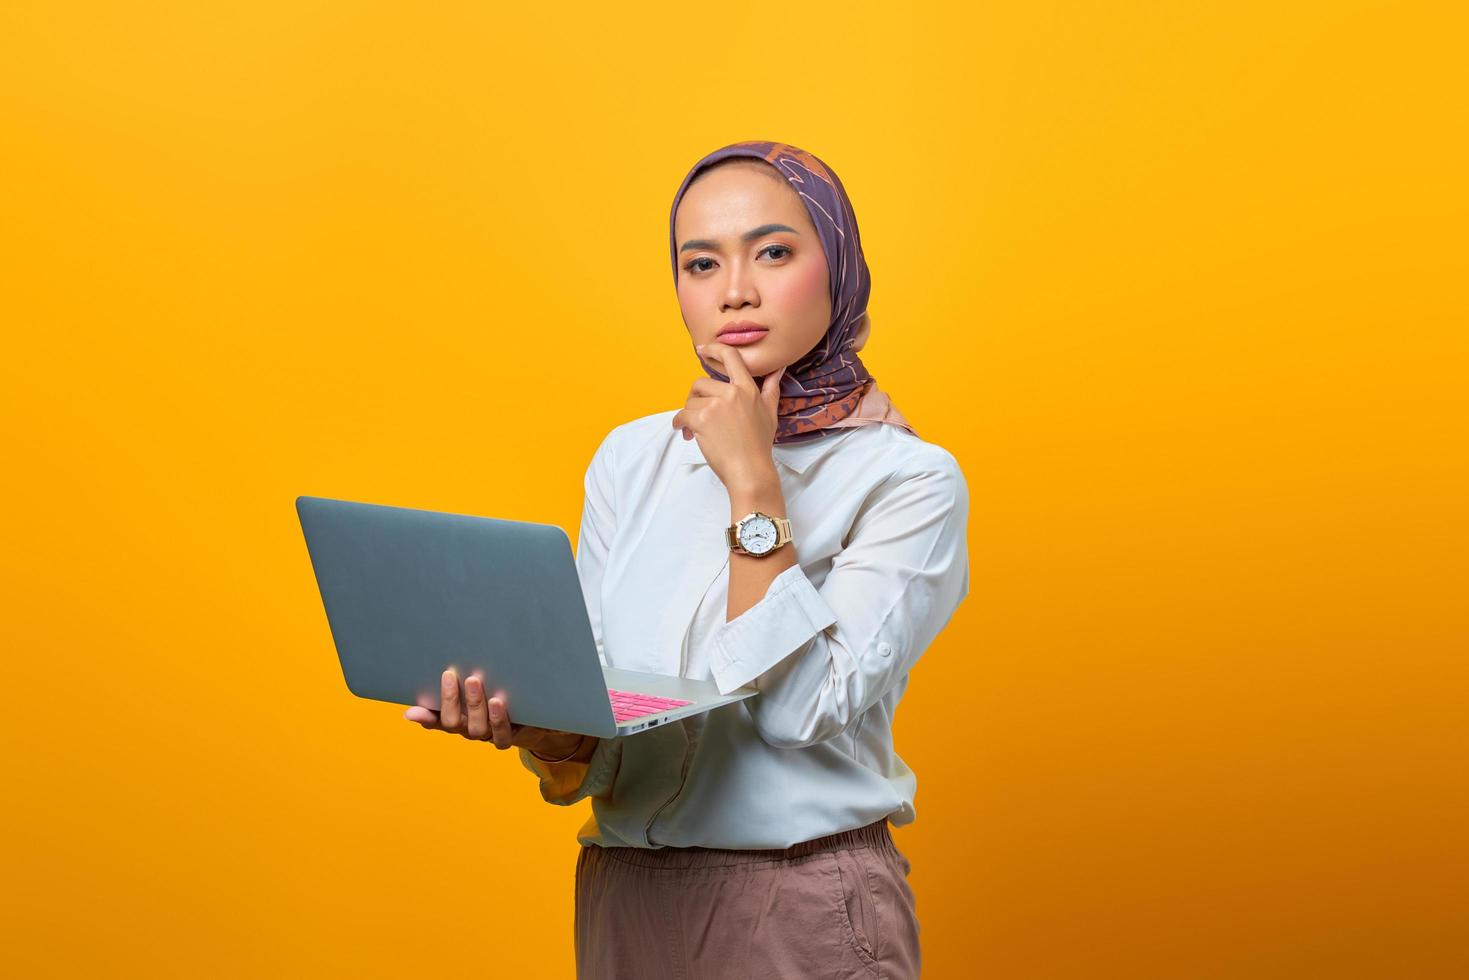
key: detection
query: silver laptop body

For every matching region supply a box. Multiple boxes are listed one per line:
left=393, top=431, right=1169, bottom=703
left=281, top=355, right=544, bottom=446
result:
left=295, top=495, right=757, bottom=738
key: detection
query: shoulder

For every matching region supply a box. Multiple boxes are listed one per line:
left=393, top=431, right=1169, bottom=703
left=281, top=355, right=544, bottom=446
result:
left=830, top=425, right=969, bottom=529
left=586, top=409, right=681, bottom=469
left=843, top=423, right=966, bottom=487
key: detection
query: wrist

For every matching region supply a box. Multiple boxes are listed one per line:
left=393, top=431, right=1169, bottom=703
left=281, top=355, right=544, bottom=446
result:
left=530, top=734, right=595, bottom=764
left=728, top=466, right=783, bottom=514
left=572, top=735, right=599, bottom=763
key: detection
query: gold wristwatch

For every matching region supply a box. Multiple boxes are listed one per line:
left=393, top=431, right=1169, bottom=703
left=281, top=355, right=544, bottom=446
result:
left=725, top=511, right=793, bottom=557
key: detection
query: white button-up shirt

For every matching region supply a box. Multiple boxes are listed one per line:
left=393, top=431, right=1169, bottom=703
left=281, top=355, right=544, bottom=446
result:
left=519, top=408, right=970, bottom=849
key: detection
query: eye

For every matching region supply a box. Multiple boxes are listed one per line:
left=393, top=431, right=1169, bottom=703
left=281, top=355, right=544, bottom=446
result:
left=682, top=244, right=793, bottom=275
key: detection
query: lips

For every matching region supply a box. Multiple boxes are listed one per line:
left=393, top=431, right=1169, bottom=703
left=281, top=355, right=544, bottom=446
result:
left=718, top=320, right=768, bottom=337
left=716, top=328, right=768, bottom=346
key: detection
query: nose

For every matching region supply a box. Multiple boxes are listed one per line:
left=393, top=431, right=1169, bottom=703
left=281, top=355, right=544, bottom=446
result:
left=721, top=258, right=758, bottom=310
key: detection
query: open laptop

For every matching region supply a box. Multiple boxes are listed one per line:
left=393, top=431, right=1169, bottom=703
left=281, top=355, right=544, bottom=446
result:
left=295, top=495, right=758, bottom=738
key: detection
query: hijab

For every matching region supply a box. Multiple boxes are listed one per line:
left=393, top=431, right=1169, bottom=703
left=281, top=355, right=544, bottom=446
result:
left=668, top=140, right=917, bottom=445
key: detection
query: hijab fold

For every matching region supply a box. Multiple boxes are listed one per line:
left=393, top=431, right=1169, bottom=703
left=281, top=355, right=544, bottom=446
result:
left=668, top=140, right=916, bottom=444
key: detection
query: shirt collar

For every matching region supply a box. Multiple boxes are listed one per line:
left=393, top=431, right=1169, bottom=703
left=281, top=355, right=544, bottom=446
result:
left=677, top=427, right=846, bottom=476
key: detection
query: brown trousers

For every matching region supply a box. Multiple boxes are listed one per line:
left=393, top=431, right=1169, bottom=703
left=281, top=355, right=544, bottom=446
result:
left=574, top=819, right=920, bottom=979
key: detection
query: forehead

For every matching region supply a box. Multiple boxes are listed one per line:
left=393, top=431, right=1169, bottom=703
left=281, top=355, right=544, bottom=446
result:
left=674, top=163, right=813, bottom=237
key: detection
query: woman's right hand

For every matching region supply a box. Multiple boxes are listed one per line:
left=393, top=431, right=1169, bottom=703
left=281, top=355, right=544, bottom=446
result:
left=404, top=668, right=593, bottom=761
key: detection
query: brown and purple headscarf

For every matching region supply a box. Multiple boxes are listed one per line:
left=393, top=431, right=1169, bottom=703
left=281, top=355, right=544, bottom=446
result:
left=668, top=140, right=917, bottom=445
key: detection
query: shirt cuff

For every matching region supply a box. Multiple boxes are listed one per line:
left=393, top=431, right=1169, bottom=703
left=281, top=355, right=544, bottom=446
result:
left=709, top=562, right=839, bottom=695
left=518, top=735, right=623, bottom=806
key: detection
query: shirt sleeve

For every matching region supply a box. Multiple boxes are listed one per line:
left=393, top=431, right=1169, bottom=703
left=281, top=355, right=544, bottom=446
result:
left=517, top=428, right=626, bottom=804
left=518, top=736, right=625, bottom=806
left=708, top=450, right=971, bottom=750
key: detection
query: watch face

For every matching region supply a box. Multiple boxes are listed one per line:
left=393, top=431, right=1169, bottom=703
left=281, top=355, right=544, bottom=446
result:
left=738, top=515, right=778, bottom=555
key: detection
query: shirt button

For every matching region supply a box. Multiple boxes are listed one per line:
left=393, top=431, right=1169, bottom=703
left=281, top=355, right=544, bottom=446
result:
left=877, top=642, right=892, bottom=658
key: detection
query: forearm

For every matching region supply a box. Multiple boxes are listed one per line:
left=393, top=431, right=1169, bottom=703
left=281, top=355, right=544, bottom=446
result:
left=727, top=465, right=797, bottom=622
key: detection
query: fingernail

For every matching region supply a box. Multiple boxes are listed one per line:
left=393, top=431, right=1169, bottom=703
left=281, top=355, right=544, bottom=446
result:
left=695, top=344, right=704, bottom=351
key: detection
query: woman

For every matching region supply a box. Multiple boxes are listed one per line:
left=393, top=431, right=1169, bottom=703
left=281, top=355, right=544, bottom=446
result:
left=405, top=140, right=970, bottom=979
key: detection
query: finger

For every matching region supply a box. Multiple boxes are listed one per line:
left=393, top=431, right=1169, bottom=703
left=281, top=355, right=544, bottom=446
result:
left=696, top=342, right=754, bottom=388
left=404, top=706, right=442, bottom=728
left=440, top=669, right=462, bottom=730
left=464, top=675, right=490, bottom=740
left=689, top=378, right=724, bottom=398
left=672, top=397, right=718, bottom=441
left=487, top=697, right=512, bottom=750
left=681, top=395, right=718, bottom=413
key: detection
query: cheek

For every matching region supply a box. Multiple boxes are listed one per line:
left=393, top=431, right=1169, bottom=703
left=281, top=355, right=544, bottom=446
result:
left=676, top=279, right=707, bottom=324
left=769, top=260, right=828, bottom=318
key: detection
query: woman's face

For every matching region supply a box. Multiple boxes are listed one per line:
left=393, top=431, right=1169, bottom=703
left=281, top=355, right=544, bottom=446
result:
left=674, top=161, right=831, bottom=380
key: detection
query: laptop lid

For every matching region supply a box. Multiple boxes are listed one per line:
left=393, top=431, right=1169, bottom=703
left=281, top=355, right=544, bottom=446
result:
left=295, top=494, right=627, bottom=738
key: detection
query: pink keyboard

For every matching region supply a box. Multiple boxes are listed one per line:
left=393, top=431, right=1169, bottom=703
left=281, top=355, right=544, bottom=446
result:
left=608, top=688, right=693, bottom=723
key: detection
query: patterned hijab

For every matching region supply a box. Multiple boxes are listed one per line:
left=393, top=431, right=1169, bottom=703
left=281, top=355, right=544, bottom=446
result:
left=668, top=140, right=917, bottom=444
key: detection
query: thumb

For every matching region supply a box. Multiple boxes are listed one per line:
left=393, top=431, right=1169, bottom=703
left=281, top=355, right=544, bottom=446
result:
left=762, top=365, right=786, bottom=408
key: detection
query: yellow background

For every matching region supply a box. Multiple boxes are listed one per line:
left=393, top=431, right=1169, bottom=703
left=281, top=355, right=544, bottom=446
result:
left=3, top=2, right=1464, bottom=977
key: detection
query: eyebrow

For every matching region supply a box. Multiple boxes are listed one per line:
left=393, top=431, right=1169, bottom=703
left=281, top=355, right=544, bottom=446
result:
left=679, top=223, right=801, bottom=253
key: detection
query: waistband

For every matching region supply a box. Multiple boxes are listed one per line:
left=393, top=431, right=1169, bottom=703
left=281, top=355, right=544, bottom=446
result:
left=590, top=818, right=895, bottom=869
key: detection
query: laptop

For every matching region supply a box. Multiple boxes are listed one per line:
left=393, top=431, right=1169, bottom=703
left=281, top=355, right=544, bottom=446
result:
left=295, top=495, right=758, bottom=738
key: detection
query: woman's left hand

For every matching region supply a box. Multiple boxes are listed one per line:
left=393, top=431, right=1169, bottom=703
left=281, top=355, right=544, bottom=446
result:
left=673, top=342, right=785, bottom=494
